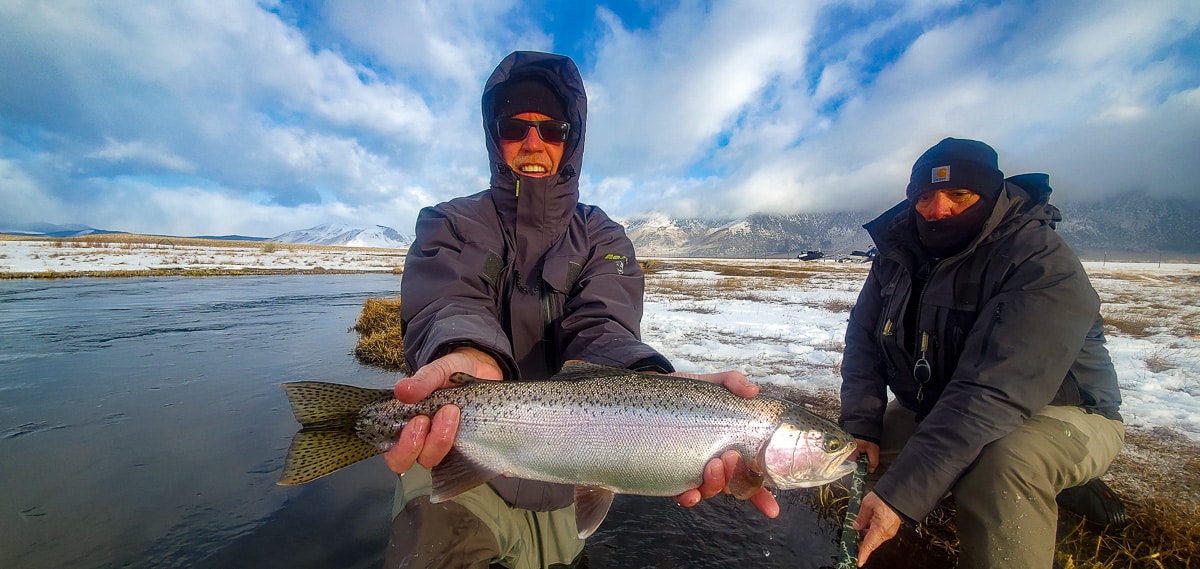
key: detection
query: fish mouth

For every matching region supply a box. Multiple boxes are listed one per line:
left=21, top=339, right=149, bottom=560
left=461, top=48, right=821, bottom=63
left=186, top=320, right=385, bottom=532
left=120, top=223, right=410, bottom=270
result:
left=804, top=450, right=856, bottom=485
left=824, top=457, right=857, bottom=481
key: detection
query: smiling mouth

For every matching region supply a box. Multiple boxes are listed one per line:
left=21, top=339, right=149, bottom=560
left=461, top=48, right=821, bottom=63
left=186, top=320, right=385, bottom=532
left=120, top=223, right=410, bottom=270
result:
left=519, top=164, right=549, bottom=174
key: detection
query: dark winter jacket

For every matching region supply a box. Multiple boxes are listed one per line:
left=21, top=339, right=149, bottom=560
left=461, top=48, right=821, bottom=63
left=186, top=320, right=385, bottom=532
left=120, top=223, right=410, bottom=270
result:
left=400, top=51, right=672, bottom=512
left=839, top=174, right=1122, bottom=522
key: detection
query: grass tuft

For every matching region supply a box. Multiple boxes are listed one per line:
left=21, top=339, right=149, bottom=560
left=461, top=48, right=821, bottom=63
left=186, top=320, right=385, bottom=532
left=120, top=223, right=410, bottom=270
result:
left=350, top=296, right=408, bottom=373
left=1103, top=310, right=1157, bottom=338
left=1142, top=346, right=1179, bottom=374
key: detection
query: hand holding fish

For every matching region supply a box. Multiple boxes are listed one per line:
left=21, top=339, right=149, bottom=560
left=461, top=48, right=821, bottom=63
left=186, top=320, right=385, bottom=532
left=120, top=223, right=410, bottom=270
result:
left=383, top=347, right=503, bottom=475
left=668, top=369, right=781, bottom=518
left=849, top=439, right=880, bottom=473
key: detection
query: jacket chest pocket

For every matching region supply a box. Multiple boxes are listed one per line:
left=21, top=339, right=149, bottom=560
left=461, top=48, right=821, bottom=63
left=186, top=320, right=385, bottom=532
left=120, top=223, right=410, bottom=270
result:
left=460, top=243, right=508, bottom=294
left=542, top=255, right=585, bottom=297
left=877, top=277, right=909, bottom=374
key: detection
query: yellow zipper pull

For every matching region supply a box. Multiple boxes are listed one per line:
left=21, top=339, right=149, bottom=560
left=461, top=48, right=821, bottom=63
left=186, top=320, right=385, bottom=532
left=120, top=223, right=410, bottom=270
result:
left=515, top=178, right=520, bottom=197
left=882, top=319, right=894, bottom=336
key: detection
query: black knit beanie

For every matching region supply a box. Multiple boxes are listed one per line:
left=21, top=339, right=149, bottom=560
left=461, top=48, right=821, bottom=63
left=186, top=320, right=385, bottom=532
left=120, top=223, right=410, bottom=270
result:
left=493, top=77, right=567, bottom=122
left=906, top=138, right=1004, bottom=203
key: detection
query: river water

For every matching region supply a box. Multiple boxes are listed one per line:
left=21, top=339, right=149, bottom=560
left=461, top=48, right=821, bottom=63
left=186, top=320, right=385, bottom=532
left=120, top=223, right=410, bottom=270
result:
left=0, top=275, right=850, bottom=569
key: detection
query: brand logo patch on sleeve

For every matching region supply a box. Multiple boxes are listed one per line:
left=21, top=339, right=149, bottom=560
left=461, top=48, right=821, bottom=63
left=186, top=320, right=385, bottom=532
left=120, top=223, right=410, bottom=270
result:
left=932, top=165, right=950, bottom=183
left=604, top=253, right=629, bottom=275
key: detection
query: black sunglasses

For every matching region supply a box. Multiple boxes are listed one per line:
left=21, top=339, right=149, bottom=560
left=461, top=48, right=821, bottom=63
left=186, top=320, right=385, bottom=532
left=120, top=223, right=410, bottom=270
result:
left=496, top=118, right=570, bottom=144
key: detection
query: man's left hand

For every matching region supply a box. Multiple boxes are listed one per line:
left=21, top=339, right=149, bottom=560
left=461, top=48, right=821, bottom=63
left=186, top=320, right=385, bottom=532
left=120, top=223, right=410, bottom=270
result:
left=669, top=369, right=779, bottom=518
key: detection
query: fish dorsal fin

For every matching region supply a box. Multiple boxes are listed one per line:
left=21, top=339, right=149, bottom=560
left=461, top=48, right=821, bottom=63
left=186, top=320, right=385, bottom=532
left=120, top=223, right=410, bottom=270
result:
left=574, top=486, right=615, bottom=538
left=726, top=456, right=766, bottom=500
left=448, top=372, right=491, bottom=386
left=429, top=447, right=502, bottom=503
left=280, top=381, right=391, bottom=427
left=553, top=361, right=634, bottom=382
left=277, top=429, right=381, bottom=486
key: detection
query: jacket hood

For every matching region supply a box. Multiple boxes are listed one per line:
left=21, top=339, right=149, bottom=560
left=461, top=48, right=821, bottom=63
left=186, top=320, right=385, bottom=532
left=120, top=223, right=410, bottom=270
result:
left=482, top=51, right=587, bottom=255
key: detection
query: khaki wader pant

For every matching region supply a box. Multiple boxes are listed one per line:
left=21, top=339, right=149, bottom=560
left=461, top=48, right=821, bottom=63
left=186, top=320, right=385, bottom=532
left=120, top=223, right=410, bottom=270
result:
left=870, top=402, right=1124, bottom=569
left=384, top=465, right=584, bottom=569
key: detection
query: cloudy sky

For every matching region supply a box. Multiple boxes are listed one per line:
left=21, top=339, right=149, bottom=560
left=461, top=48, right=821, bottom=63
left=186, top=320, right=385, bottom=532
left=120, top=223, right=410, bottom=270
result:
left=2, top=1, right=1198, bottom=238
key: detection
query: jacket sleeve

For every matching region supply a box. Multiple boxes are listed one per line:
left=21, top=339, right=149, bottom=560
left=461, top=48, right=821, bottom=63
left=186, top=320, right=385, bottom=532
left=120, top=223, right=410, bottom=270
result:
left=839, top=259, right=891, bottom=443
left=874, top=234, right=1100, bottom=521
left=400, top=204, right=518, bottom=378
left=556, top=212, right=673, bottom=373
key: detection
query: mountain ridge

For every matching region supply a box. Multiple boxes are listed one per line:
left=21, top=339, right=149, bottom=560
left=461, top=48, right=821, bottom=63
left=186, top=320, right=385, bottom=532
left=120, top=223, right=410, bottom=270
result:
left=269, top=223, right=413, bottom=248
left=5, top=193, right=1197, bottom=257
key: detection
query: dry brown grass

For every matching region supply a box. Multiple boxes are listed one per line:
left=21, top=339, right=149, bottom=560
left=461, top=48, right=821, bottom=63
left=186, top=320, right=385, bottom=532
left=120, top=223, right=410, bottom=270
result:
left=1142, top=347, right=1181, bottom=374
left=1103, top=310, right=1158, bottom=338
left=646, top=258, right=824, bottom=280
left=1091, top=270, right=1200, bottom=339
left=1, top=233, right=404, bottom=253
left=350, top=296, right=409, bottom=373
left=0, top=267, right=371, bottom=279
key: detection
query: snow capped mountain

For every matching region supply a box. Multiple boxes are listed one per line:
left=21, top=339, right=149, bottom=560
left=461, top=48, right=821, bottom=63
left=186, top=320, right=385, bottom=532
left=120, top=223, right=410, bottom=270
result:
left=620, top=194, right=1200, bottom=259
left=622, top=212, right=874, bottom=258
left=270, top=224, right=411, bottom=248
left=0, top=222, right=122, bottom=238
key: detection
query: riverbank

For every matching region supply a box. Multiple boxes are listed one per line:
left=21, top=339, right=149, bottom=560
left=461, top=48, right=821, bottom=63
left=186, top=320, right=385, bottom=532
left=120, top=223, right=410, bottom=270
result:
left=0, top=235, right=406, bottom=277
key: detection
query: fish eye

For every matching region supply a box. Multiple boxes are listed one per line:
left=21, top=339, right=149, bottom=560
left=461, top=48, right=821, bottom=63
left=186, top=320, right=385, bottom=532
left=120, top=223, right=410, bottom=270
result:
left=824, top=438, right=844, bottom=453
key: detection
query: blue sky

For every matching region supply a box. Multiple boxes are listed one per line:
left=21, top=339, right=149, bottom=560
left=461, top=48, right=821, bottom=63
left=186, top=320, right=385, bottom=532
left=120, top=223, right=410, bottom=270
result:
left=2, top=0, right=1198, bottom=237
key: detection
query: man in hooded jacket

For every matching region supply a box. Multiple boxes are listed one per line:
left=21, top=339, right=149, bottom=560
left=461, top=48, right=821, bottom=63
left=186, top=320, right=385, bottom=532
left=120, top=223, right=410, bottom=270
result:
left=840, top=138, right=1124, bottom=568
left=381, top=51, right=776, bottom=569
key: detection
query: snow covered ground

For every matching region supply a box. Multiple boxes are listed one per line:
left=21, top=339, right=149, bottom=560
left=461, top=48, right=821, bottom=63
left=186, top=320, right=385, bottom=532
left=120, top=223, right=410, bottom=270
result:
left=0, top=238, right=406, bottom=273
left=4, top=238, right=1198, bottom=440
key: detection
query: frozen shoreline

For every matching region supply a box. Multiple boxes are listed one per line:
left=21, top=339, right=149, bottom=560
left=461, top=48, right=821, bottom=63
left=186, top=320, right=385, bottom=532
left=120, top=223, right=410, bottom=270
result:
left=0, top=239, right=407, bottom=274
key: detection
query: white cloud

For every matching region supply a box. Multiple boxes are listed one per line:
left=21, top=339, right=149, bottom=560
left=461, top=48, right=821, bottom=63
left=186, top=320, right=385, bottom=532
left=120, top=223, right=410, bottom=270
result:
left=1, top=0, right=1197, bottom=235
left=87, top=139, right=195, bottom=173
left=0, top=159, right=64, bottom=226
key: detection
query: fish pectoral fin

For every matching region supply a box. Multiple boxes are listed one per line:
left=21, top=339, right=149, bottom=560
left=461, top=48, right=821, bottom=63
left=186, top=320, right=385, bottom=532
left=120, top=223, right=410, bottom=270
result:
left=429, top=448, right=501, bottom=503
left=727, top=458, right=765, bottom=500
left=277, top=429, right=381, bottom=486
left=574, top=486, right=615, bottom=539
left=448, top=372, right=489, bottom=386
left=553, top=361, right=634, bottom=381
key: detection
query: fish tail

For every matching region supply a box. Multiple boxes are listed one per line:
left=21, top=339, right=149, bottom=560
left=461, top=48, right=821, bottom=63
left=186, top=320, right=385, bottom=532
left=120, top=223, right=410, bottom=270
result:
left=277, top=381, right=393, bottom=486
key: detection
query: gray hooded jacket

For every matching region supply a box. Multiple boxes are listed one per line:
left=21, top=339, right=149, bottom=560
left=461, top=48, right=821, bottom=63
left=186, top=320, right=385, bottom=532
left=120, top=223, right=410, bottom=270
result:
left=400, top=51, right=672, bottom=512
left=840, top=174, right=1122, bottom=522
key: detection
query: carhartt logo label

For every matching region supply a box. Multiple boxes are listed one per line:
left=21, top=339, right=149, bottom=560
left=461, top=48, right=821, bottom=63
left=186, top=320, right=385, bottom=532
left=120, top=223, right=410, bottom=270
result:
left=932, top=165, right=950, bottom=183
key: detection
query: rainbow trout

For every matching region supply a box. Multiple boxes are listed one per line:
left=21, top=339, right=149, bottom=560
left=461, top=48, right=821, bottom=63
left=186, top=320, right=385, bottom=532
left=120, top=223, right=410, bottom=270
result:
left=278, top=361, right=855, bottom=537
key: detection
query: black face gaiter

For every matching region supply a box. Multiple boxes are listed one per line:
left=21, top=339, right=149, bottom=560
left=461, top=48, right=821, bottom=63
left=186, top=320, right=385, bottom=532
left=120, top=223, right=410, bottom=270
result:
left=914, top=199, right=992, bottom=258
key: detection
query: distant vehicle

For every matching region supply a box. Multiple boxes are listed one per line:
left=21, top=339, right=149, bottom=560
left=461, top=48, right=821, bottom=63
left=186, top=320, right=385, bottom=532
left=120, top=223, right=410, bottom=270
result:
left=797, top=250, right=825, bottom=261
left=846, top=246, right=878, bottom=262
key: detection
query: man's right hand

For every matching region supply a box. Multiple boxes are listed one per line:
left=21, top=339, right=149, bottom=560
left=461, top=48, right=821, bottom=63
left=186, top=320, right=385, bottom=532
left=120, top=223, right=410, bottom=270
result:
left=850, top=438, right=880, bottom=474
left=382, top=347, right=503, bottom=475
